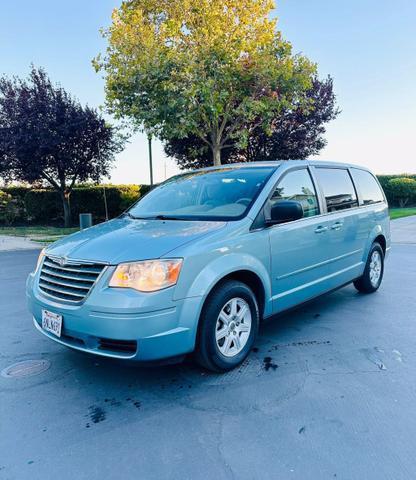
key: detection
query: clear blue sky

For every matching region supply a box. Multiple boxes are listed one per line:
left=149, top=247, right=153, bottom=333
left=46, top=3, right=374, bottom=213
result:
left=1, top=0, right=415, bottom=183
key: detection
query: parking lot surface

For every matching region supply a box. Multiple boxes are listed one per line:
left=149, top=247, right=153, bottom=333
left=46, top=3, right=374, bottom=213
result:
left=1, top=218, right=416, bottom=480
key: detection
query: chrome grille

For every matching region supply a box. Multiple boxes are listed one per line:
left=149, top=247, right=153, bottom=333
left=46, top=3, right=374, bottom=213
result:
left=39, top=256, right=106, bottom=303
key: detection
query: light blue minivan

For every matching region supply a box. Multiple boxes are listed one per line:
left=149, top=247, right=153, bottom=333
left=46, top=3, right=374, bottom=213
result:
left=27, top=161, right=390, bottom=371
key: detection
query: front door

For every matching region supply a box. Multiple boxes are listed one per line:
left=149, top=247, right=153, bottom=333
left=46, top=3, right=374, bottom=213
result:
left=268, top=168, right=333, bottom=313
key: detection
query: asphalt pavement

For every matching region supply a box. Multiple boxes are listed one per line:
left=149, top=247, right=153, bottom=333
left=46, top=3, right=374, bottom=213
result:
left=1, top=217, right=416, bottom=480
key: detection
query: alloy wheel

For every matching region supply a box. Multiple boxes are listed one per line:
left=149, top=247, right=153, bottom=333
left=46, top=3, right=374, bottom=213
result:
left=215, top=297, right=252, bottom=358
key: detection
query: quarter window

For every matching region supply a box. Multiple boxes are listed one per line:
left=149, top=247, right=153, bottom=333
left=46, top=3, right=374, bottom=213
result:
left=270, top=169, right=319, bottom=219
left=315, top=168, right=358, bottom=212
left=351, top=169, right=384, bottom=205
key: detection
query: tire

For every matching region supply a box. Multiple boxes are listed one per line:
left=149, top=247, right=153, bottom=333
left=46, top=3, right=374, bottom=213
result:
left=195, top=280, right=260, bottom=372
left=353, top=242, right=384, bottom=293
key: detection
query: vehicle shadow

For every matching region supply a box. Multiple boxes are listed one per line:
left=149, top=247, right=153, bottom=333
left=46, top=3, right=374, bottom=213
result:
left=47, top=282, right=382, bottom=428
left=63, top=283, right=363, bottom=390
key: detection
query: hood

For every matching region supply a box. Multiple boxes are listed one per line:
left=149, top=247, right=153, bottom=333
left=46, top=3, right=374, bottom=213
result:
left=46, top=217, right=226, bottom=264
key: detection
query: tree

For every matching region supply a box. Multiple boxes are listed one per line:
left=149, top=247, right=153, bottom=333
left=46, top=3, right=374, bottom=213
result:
left=388, top=177, right=416, bottom=207
left=94, top=0, right=316, bottom=166
left=0, top=67, right=123, bottom=226
left=165, top=76, right=339, bottom=168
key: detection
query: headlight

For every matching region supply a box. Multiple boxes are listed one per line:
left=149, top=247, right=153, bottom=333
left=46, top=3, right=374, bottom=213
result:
left=109, top=259, right=183, bottom=292
left=35, top=248, right=46, bottom=272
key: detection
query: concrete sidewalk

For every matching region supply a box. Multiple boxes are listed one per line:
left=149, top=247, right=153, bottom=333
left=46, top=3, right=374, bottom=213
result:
left=390, top=215, right=416, bottom=244
left=0, top=235, right=41, bottom=251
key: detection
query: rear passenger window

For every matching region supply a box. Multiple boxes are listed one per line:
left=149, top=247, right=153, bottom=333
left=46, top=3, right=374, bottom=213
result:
left=316, top=168, right=358, bottom=212
left=271, top=169, right=319, bottom=218
left=351, top=169, right=384, bottom=205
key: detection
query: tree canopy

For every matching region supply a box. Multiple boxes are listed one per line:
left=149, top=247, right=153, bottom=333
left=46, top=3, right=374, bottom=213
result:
left=95, top=0, right=316, bottom=166
left=164, top=76, right=340, bottom=169
left=0, top=67, right=122, bottom=226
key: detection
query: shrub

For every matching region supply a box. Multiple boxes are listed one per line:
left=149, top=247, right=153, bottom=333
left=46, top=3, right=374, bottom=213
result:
left=65, top=184, right=151, bottom=222
left=24, top=190, right=63, bottom=224
left=3, top=173, right=416, bottom=226
left=0, top=184, right=151, bottom=225
left=0, top=190, right=12, bottom=224
left=0, top=190, right=25, bottom=225
left=387, top=177, right=416, bottom=208
left=377, top=174, right=416, bottom=206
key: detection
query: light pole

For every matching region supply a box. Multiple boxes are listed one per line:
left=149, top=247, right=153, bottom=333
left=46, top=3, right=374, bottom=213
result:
left=148, top=134, right=154, bottom=186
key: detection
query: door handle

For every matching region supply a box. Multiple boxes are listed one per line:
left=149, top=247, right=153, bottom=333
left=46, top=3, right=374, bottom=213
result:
left=330, top=222, right=344, bottom=230
left=315, top=226, right=328, bottom=234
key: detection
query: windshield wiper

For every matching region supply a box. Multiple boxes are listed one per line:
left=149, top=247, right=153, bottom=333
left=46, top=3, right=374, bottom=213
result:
left=148, top=215, right=188, bottom=221
left=125, top=212, right=188, bottom=220
left=124, top=212, right=149, bottom=220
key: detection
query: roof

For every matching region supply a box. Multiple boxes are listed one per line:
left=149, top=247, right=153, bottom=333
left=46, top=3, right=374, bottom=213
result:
left=193, top=160, right=371, bottom=172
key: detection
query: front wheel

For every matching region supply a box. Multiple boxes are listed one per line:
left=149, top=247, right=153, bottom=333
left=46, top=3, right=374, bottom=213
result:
left=195, top=280, right=259, bottom=372
left=353, top=242, right=384, bottom=293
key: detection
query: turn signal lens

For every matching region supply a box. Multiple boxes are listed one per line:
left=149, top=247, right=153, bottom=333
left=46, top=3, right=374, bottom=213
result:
left=35, top=248, right=46, bottom=272
left=109, top=259, right=183, bottom=292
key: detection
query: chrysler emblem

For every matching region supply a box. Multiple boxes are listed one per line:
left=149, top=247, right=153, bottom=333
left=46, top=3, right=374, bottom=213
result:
left=57, top=257, right=67, bottom=267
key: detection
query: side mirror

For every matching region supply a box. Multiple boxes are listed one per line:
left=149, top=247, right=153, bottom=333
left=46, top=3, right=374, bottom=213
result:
left=266, top=200, right=303, bottom=225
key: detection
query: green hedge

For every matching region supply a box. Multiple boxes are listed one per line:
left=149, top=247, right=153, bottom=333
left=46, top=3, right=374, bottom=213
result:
left=377, top=175, right=416, bottom=207
left=0, top=184, right=151, bottom=225
left=1, top=174, right=415, bottom=226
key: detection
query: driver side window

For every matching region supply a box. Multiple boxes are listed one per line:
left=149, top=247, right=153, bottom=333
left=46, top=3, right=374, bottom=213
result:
left=271, top=169, right=319, bottom=219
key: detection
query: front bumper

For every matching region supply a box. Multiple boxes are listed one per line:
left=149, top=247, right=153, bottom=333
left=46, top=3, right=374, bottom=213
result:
left=26, top=269, right=202, bottom=362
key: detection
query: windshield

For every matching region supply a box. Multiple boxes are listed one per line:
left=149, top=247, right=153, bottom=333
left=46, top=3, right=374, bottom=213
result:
left=128, top=166, right=275, bottom=221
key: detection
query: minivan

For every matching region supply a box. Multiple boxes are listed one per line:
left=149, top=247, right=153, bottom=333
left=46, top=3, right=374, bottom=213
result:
left=27, top=161, right=390, bottom=372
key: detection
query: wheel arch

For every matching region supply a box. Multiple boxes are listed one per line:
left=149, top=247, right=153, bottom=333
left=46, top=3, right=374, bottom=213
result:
left=373, top=234, right=386, bottom=254
left=177, top=253, right=272, bottom=318
left=205, top=269, right=266, bottom=321
left=363, top=226, right=387, bottom=261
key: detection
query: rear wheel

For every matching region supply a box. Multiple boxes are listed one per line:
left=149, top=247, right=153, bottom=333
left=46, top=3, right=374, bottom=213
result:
left=353, top=242, right=384, bottom=293
left=195, top=280, right=259, bottom=372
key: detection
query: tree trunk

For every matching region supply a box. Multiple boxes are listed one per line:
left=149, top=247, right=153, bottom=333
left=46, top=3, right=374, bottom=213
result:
left=212, top=143, right=222, bottom=166
left=61, top=191, right=71, bottom=228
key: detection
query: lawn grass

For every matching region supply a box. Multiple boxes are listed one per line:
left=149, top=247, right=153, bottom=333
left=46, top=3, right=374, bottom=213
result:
left=0, top=226, right=78, bottom=237
left=0, top=226, right=79, bottom=244
left=389, top=208, right=416, bottom=220
left=29, top=237, right=69, bottom=244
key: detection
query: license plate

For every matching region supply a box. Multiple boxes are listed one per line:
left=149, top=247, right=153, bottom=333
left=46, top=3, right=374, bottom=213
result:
left=42, top=310, right=62, bottom=338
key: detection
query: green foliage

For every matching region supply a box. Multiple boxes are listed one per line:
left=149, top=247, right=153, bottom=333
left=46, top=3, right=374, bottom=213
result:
left=164, top=76, right=339, bottom=168
left=0, top=190, right=25, bottom=225
left=95, top=0, right=316, bottom=166
left=0, top=190, right=11, bottom=205
left=378, top=175, right=416, bottom=204
left=0, top=190, right=12, bottom=224
left=386, top=177, right=416, bottom=208
left=2, top=174, right=415, bottom=226
left=0, top=184, right=151, bottom=225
